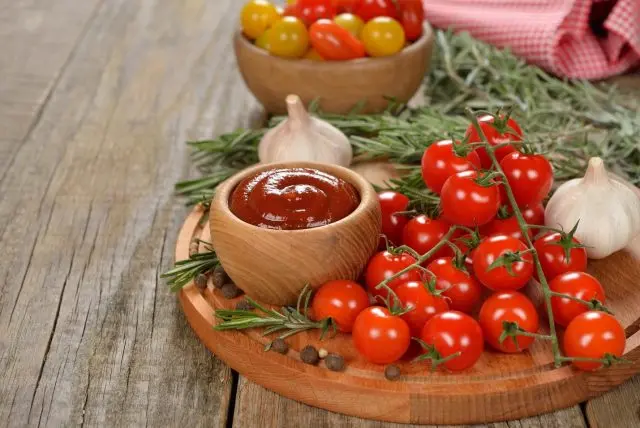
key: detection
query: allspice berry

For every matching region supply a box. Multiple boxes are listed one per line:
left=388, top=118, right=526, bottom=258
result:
left=221, top=282, right=242, bottom=299
left=300, top=345, right=319, bottom=365
left=324, top=354, right=345, bottom=372
left=211, top=265, right=228, bottom=289
left=235, top=299, right=254, bottom=311
left=194, top=274, right=208, bottom=290
left=384, top=364, right=401, bottom=381
left=271, top=338, right=289, bottom=355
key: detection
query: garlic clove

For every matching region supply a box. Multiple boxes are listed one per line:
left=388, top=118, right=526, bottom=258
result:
left=258, top=94, right=353, bottom=167
left=544, top=157, right=640, bottom=259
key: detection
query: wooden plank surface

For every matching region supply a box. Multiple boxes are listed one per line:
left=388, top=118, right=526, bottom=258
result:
left=0, top=0, right=258, bottom=426
left=0, top=0, right=637, bottom=427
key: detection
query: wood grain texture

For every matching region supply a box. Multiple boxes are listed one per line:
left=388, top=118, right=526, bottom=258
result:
left=210, top=161, right=381, bottom=305
left=179, top=210, right=640, bottom=425
left=0, top=0, right=259, bottom=426
left=234, top=24, right=433, bottom=114
left=586, top=374, right=640, bottom=428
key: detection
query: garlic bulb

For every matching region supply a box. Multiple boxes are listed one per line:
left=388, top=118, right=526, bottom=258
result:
left=258, top=95, right=352, bottom=166
left=545, top=157, right=640, bottom=259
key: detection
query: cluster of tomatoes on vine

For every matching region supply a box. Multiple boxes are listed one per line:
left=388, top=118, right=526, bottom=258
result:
left=308, top=114, right=626, bottom=372
left=241, top=0, right=424, bottom=60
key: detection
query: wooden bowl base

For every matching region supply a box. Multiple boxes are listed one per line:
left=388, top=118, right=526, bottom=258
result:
left=176, top=207, right=640, bottom=425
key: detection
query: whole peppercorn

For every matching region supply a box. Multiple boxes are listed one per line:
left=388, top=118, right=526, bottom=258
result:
left=324, top=353, right=345, bottom=372
left=300, top=345, right=320, bottom=365
left=271, top=338, right=289, bottom=355
left=221, top=283, right=242, bottom=299
left=384, top=364, right=401, bottom=381
left=194, top=274, right=208, bottom=290
left=211, top=265, right=228, bottom=289
left=235, top=299, right=254, bottom=311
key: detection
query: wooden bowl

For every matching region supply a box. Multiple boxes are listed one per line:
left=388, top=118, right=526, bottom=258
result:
left=209, top=161, right=381, bottom=305
left=233, top=23, right=434, bottom=114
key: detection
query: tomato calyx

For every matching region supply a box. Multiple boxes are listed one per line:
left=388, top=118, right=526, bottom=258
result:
left=413, top=338, right=462, bottom=371
left=450, top=138, right=475, bottom=158
left=485, top=109, right=519, bottom=137
left=495, top=205, right=512, bottom=220
left=474, top=171, right=502, bottom=188
left=549, top=291, right=612, bottom=314
left=487, top=250, right=531, bottom=276
left=546, top=221, right=588, bottom=263
left=422, top=276, right=446, bottom=298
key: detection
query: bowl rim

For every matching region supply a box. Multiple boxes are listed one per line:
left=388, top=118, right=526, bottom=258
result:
left=234, top=22, right=433, bottom=68
left=212, top=161, right=379, bottom=235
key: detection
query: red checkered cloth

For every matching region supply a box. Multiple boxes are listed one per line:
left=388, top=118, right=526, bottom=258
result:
left=422, top=0, right=640, bottom=79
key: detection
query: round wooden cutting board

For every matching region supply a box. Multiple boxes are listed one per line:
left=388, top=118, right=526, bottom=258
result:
left=176, top=205, right=640, bottom=425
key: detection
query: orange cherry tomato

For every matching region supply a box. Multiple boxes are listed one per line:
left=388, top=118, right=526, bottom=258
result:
left=241, top=0, right=281, bottom=40
left=361, top=17, right=406, bottom=57
left=333, top=13, right=365, bottom=37
left=397, top=0, right=424, bottom=41
left=292, top=0, right=336, bottom=26
left=354, top=0, right=399, bottom=22
left=268, top=17, right=310, bottom=58
left=309, top=19, right=366, bottom=60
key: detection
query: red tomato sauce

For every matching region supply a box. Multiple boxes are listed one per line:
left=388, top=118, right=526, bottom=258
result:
left=229, top=167, right=360, bottom=230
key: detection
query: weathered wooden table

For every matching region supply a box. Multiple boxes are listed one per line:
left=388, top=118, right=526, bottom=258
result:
left=1, top=1, right=638, bottom=426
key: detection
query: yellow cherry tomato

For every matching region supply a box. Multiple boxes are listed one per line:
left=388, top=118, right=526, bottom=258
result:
left=361, top=17, right=406, bottom=57
left=255, top=28, right=272, bottom=51
left=286, top=0, right=297, bottom=4
left=333, top=13, right=364, bottom=38
left=268, top=17, right=309, bottom=58
left=304, top=48, right=325, bottom=61
left=241, top=0, right=280, bottom=40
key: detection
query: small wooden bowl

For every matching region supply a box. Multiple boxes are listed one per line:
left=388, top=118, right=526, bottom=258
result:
left=210, top=161, right=382, bottom=305
left=234, top=23, right=434, bottom=114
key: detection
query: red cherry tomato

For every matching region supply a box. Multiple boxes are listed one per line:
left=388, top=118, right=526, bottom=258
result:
left=333, top=0, right=359, bottom=13
left=402, top=215, right=453, bottom=262
left=520, top=203, right=545, bottom=226
left=564, top=311, right=625, bottom=371
left=481, top=214, right=532, bottom=242
left=466, top=115, right=523, bottom=169
left=440, top=170, right=501, bottom=227
left=397, top=0, right=424, bottom=41
left=352, top=306, right=411, bottom=364
left=420, top=311, right=484, bottom=371
left=354, top=0, right=398, bottom=21
left=293, top=0, right=337, bottom=26
left=452, top=234, right=479, bottom=273
left=479, top=291, right=539, bottom=353
left=311, top=280, right=370, bottom=332
left=309, top=19, right=366, bottom=60
left=549, top=272, right=605, bottom=327
left=426, top=257, right=482, bottom=314
left=395, top=280, right=449, bottom=335
left=499, top=151, right=554, bottom=207
left=364, top=251, right=421, bottom=299
left=421, top=140, right=481, bottom=195
left=472, top=234, right=533, bottom=291
left=378, top=191, right=410, bottom=246
left=534, top=232, right=588, bottom=281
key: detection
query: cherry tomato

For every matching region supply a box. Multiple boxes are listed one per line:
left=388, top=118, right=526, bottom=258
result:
left=426, top=257, right=482, bottom=314
left=354, top=0, right=399, bottom=21
left=549, top=272, right=605, bottom=327
left=395, top=280, right=448, bottom=335
left=534, top=232, right=587, bottom=281
left=352, top=306, right=411, bottom=364
left=333, top=0, right=359, bottom=13
left=452, top=234, right=479, bottom=273
left=241, top=0, right=281, bottom=40
left=268, top=17, right=310, bottom=58
left=378, top=191, right=410, bottom=246
left=294, top=0, right=336, bottom=26
left=472, top=234, right=533, bottom=291
left=421, top=140, right=481, bottom=195
left=520, top=203, right=545, bottom=226
left=465, top=115, right=523, bottom=169
left=481, top=214, right=532, bottom=242
left=333, top=13, right=365, bottom=37
left=402, top=215, right=453, bottom=262
left=311, top=280, right=370, bottom=332
left=361, top=17, right=406, bottom=57
left=397, top=0, right=424, bottom=41
left=440, top=170, right=501, bottom=227
left=563, top=311, right=625, bottom=371
left=303, top=48, right=325, bottom=60
left=479, top=291, right=539, bottom=353
left=420, top=311, right=484, bottom=371
left=364, top=251, right=421, bottom=299
left=499, top=151, right=554, bottom=207
left=309, top=19, right=365, bottom=60
left=255, top=28, right=272, bottom=50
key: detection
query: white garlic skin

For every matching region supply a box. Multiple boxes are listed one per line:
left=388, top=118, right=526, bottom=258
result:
left=258, top=95, right=352, bottom=167
left=545, top=157, right=640, bottom=259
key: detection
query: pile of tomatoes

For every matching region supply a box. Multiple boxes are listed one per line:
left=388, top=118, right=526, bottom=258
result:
left=308, top=115, right=626, bottom=372
left=240, top=0, right=424, bottom=60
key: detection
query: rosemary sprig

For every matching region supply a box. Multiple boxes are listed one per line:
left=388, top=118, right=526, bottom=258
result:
left=161, top=243, right=219, bottom=292
left=214, top=285, right=335, bottom=349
